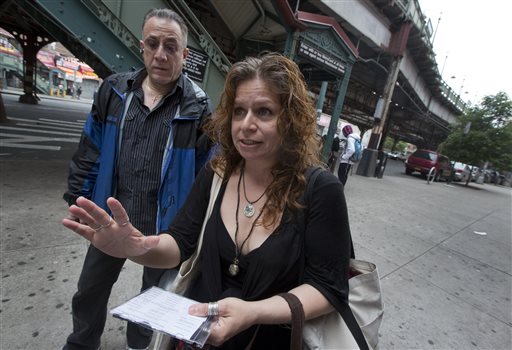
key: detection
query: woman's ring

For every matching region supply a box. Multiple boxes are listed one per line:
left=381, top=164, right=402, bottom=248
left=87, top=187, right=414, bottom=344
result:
left=207, top=301, right=219, bottom=316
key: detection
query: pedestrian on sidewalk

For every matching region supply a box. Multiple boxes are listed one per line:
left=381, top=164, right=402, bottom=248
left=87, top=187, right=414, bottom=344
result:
left=337, top=125, right=361, bottom=186
left=61, top=8, right=212, bottom=350
left=328, top=135, right=340, bottom=172
left=62, top=53, right=354, bottom=350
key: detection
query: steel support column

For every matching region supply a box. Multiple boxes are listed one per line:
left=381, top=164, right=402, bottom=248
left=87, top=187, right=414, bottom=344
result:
left=368, top=55, right=402, bottom=149
left=15, top=32, right=46, bottom=104
left=322, top=65, right=352, bottom=162
left=357, top=21, right=412, bottom=177
left=315, top=81, right=329, bottom=119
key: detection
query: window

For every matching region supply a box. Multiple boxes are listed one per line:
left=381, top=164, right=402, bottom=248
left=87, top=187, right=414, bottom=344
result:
left=413, top=150, right=436, bottom=161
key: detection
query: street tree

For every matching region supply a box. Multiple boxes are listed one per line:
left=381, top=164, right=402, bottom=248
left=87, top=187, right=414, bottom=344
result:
left=439, top=91, right=512, bottom=185
left=384, top=136, right=407, bottom=152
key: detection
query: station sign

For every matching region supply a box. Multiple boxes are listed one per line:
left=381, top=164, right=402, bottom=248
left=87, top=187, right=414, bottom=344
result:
left=298, top=41, right=345, bottom=76
left=185, top=47, right=208, bottom=83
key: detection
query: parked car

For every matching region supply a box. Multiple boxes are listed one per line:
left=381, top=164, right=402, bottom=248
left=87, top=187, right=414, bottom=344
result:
left=499, top=172, right=512, bottom=187
left=387, top=151, right=401, bottom=160
left=398, top=152, right=408, bottom=162
left=452, top=162, right=471, bottom=182
left=405, top=149, right=451, bottom=181
left=470, top=166, right=482, bottom=182
left=484, top=169, right=500, bottom=184
left=387, top=151, right=407, bottom=161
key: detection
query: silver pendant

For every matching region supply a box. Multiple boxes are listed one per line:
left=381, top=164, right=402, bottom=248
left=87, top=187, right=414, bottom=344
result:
left=229, top=260, right=239, bottom=276
left=243, top=203, right=255, bottom=217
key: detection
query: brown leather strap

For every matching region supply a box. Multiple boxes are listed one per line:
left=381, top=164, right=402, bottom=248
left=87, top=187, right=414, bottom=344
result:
left=278, top=293, right=305, bottom=350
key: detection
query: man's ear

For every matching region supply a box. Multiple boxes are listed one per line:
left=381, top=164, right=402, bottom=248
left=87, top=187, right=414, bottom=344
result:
left=182, top=47, right=190, bottom=61
left=139, top=40, right=144, bottom=54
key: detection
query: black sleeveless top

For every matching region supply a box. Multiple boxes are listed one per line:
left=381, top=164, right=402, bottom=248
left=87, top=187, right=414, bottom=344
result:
left=168, top=165, right=352, bottom=349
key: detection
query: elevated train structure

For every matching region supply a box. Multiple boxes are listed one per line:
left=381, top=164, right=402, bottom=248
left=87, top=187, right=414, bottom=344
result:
left=1, top=0, right=467, bottom=155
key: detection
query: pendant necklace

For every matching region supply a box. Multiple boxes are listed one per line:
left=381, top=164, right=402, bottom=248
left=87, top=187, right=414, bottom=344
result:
left=229, top=168, right=267, bottom=276
left=151, top=94, right=162, bottom=104
left=144, top=79, right=163, bottom=105
left=242, top=166, right=267, bottom=218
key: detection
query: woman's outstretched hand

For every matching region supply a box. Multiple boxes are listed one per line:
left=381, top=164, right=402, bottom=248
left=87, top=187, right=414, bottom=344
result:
left=62, top=196, right=160, bottom=258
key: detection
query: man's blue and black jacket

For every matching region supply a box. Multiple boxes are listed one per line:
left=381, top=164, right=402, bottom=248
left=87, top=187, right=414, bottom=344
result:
left=63, top=68, right=212, bottom=233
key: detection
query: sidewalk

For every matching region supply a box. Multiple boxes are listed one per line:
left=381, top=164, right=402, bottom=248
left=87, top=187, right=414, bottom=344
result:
left=1, top=87, right=94, bottom=105
left=1, top=158, right=511, bottom=349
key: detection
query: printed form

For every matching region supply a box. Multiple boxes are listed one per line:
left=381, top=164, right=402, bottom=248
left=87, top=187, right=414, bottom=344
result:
left=111, top=287, right=211, bottom=347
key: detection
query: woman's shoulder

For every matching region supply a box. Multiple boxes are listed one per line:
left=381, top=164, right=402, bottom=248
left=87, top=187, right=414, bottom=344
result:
left=303, top=167, right=343, bottom=202
left=308, top=167, right=340, bottom=187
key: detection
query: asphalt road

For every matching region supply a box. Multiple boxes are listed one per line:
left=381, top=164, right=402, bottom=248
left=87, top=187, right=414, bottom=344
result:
left=0, top=91, right=91, bottom=161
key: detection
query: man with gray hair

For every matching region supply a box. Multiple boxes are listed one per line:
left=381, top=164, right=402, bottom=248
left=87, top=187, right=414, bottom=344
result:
left=62, top=8, right=212, bottom=350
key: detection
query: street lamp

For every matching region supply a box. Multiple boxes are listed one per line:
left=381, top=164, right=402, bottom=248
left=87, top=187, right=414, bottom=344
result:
left=450, top=75, right=466, bottom=95
left=440, top=52, right=448, bottom=76
left=431, top=12, right=442, bottom=46
left=458, top=76, right=466, bottom=96
left=449, top=75, right=469, bottom=105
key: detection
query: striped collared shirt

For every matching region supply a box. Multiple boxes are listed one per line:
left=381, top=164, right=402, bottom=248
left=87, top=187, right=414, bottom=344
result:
left=116, top=75, right=184, bottom=235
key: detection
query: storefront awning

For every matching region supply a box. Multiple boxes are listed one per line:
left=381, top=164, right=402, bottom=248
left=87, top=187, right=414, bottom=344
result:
left=57, top=66, right=83, bottom=83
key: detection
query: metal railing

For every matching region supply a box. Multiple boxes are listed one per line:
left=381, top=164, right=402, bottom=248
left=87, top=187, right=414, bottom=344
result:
left=0, top=53, right=50, bottom=95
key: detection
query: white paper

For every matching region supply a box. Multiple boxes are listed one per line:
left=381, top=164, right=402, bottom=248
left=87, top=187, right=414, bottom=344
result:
left=110, top=287, right=210, bottom=344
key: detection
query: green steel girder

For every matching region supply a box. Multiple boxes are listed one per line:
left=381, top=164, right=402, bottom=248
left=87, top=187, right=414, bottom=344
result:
left=31, top=0, right=143, bottom=77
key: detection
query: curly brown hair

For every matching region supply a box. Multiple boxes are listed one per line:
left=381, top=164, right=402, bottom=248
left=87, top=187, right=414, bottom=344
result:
left=206, top=52, right=322, bottom=227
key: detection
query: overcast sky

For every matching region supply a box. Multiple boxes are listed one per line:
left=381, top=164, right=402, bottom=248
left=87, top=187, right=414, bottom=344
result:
left=419, top=0, right=512, bottom=105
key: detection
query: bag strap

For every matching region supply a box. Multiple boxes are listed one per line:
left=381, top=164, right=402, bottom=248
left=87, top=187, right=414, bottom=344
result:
left=339, top=302, right=369, bottom=350
left=278, top=293, right=304, bottom=350
left=301, top=167, right=368, bottom=350
left=178, top=171, right=222, bottom=276
left=194, top=171, right=222, bottom=259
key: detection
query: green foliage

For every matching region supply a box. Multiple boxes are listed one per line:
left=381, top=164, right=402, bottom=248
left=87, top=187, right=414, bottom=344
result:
left=383, top=137, right=394, bottom=150
left=439, top=91, right=512, bottom=172
left=395, top=141, right=408, bottom=152
left=481, top=91, right=512, bottom=128
left=384, top=137, right=407, bottom=152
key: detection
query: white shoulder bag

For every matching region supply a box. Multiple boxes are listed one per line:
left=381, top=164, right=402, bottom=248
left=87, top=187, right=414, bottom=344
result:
left=167, top=171, right=223, bottom=295
left=301, top=168, right=384, bottom=350
left=153, top=171, right=223, bottom=349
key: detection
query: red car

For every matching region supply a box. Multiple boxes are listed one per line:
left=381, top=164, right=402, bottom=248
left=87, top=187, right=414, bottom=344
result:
left=405, top=149, right=451, bottom=181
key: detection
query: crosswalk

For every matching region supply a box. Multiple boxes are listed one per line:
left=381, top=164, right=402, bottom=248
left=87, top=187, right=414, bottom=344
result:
left=0, top=117, right=84, bottom=152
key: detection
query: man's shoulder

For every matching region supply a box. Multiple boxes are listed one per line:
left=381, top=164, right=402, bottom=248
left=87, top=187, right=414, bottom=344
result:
left=183, top=75, right=208, bottom=100
left=104, top=69, right=143, bottom=89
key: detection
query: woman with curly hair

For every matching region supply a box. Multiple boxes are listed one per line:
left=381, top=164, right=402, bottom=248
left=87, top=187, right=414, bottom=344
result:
left=62, top=52, right=353, bottom=349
